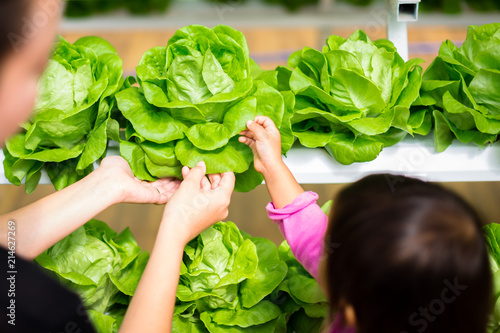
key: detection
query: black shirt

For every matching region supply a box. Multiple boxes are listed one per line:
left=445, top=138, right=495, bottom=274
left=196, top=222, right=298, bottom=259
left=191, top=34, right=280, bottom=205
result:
left=1, top=247, right=97, bottom=333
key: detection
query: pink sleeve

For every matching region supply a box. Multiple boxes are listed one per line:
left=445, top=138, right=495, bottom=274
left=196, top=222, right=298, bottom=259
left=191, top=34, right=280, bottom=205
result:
left=266, top=191, right=328, bottom=280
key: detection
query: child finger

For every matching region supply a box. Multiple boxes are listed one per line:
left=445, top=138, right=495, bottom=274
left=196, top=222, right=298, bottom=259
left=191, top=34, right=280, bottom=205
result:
left=247, top=120, right=267, bottom=139
left=238, top=136, right=255, bottom=146
left=255, top=116, right=278, bottom=131
left=239, top=130, right=251, bottom=136
left=241, top=130, right=256, bottom=140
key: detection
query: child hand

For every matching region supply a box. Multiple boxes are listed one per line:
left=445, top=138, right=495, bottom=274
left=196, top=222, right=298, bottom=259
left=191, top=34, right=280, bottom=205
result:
left=239, top=116, right=283, bottom=177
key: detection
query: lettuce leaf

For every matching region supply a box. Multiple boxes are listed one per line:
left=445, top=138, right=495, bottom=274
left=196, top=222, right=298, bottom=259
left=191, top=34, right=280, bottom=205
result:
left=3, top=36, right=124, bottom=193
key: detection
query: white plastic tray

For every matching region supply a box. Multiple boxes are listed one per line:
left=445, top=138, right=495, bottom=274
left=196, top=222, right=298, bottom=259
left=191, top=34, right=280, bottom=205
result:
left=2, top=136, right=500, bottom=185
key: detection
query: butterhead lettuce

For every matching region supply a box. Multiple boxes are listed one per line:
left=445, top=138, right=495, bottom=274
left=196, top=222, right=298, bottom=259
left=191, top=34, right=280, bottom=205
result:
left=173, top=221, right=327, bottom=333
left=3, top=36, right=123, bottom=193
left=35, top=220, right=149, bottom=333
left=280, top=30, right=427, bottom=165
left=415, top=23, right=500, bottom=152
left=35, top=220, right=327, bottom=333
left=116, top=25, right=289, bottom=192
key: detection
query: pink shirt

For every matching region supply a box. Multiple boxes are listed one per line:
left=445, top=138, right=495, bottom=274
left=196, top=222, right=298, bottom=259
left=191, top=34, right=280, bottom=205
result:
left=266, top=191, right=356, bottom=333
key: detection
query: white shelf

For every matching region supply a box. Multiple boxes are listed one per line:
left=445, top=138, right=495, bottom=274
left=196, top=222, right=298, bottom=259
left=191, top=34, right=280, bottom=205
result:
left=2, top=136, right=500, bottom=186
left=285, top=136, right=500, bottom=184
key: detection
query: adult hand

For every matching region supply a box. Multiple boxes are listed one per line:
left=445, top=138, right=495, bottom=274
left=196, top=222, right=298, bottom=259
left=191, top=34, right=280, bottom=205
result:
left=96, top=156, right=181, bottom=205
left=161, top=161, right=235, bottom=244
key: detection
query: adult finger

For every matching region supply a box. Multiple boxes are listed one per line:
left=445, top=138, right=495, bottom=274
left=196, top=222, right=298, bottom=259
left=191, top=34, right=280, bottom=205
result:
left=218, top=172, right=236, bottom=194
left=208, top=174, right=221, bottom=189
left=182, top=166, right=190, bottom=179
left=157, top=179, right=181, bottom=193
left=201, top=176, right=211, bottom=191
left=150, top=178, right=175, bottom=187
left=184, top=161, right=207, bottom=187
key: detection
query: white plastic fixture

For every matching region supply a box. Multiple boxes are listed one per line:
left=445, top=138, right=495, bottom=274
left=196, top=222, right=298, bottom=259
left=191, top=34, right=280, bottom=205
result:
left=387, top=0, right=421, bottom=61
left=2, top=137, right=500, bottom=185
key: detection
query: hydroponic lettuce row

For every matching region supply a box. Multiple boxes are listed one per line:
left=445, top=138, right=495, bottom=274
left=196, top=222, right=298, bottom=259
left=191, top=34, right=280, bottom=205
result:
left=278, top=30, right=428, bottom=165
left=63, top=0, right=499, bottom=17
left=35, top=220, right=149, bottom=333
left=421, top=0, right=500, bottom=13
left=35, top=219, right=327, bottom=333
left=2, top=36, right=124, bottom=193
left=4, top=24, right=500, bottom=192
left=116, top=25, right=293, bottom=192
left=414, top=23, right=500, bottom=152
left=65, top=0, right=172, bottom=17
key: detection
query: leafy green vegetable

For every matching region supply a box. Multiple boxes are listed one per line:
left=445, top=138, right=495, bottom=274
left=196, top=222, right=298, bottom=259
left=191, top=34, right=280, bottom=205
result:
left=280, top=30, right=426, bottom=165
left=35, top=220, right=149, bottom=333
left=3, top=36, right=124, bottom=193
left=65, top=0, right=172, bottom=17
left=174, top=221, right=327, bottom=333
left=272, top=240, right=328, bottom=333
left=262, top=0, right=319, bottom=11
left=415, top=23, right=500, bottom=152
left=483, top=223, right=500, bottom=333
left=420, top=0, right=462, bottom=14
left=117, top=25, right=290, bottom=192
left=173, top=221, right=287, bottom=332
left=36, top=218, right=327, bottom=332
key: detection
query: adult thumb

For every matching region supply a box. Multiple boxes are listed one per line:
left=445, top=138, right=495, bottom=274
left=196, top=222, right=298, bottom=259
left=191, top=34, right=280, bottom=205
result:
left=185, top=161, right=207, bottom=185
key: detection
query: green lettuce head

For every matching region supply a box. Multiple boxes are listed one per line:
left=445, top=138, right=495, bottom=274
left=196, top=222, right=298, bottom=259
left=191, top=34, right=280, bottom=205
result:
left=416, top=23, right=500, bottom=152
left=173, top=221, right=327, bottom=333
left=3, top=36, right=123, bottom=193
left=117, top=25, right=289, bottom=192
left=282, top=30, right=427, bottom=165
left=35, top=220, right=149, bottom=333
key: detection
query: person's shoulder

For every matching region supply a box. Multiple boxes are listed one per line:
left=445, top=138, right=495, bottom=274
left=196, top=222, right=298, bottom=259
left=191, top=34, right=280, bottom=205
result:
left=0, top=246, right=97, bottom=333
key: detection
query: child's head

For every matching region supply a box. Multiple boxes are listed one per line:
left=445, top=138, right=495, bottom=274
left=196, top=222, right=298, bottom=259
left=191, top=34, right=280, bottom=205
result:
left=0, top=0, right=62, bottom=143
left=324, top=174, right=492, bottom=333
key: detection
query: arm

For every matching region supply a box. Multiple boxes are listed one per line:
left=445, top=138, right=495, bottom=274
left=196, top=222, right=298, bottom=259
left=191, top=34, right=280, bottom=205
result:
left=239, top=117, right=327, bottom=279
left=267, top=192, right=328, bottom=279
left=120, top=162, right=235, bottom=333
left=0, top=156, right=180, bottom=260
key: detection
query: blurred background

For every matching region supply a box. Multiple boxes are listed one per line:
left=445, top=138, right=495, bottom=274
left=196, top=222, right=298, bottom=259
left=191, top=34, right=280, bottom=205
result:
left=1, top=0, right=499, bottom=251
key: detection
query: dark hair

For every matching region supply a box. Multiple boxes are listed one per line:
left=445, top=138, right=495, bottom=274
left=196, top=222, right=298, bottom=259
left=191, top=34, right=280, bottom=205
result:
left=325, top=174, right=492, bottom=333
left=0, top=0, right=30, bottom=62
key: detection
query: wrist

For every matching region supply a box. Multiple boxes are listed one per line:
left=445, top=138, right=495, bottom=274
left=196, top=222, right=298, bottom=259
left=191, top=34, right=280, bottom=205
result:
left=158, top=216, right=191, bottom=246
left=91, top=167, right=124, bottom=206
left=261, top=159, right=288, bottom=181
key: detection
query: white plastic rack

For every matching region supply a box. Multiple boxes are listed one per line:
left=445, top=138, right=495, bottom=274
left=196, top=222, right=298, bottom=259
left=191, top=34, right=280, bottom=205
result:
left=2, top=136, right=500, bottom=185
